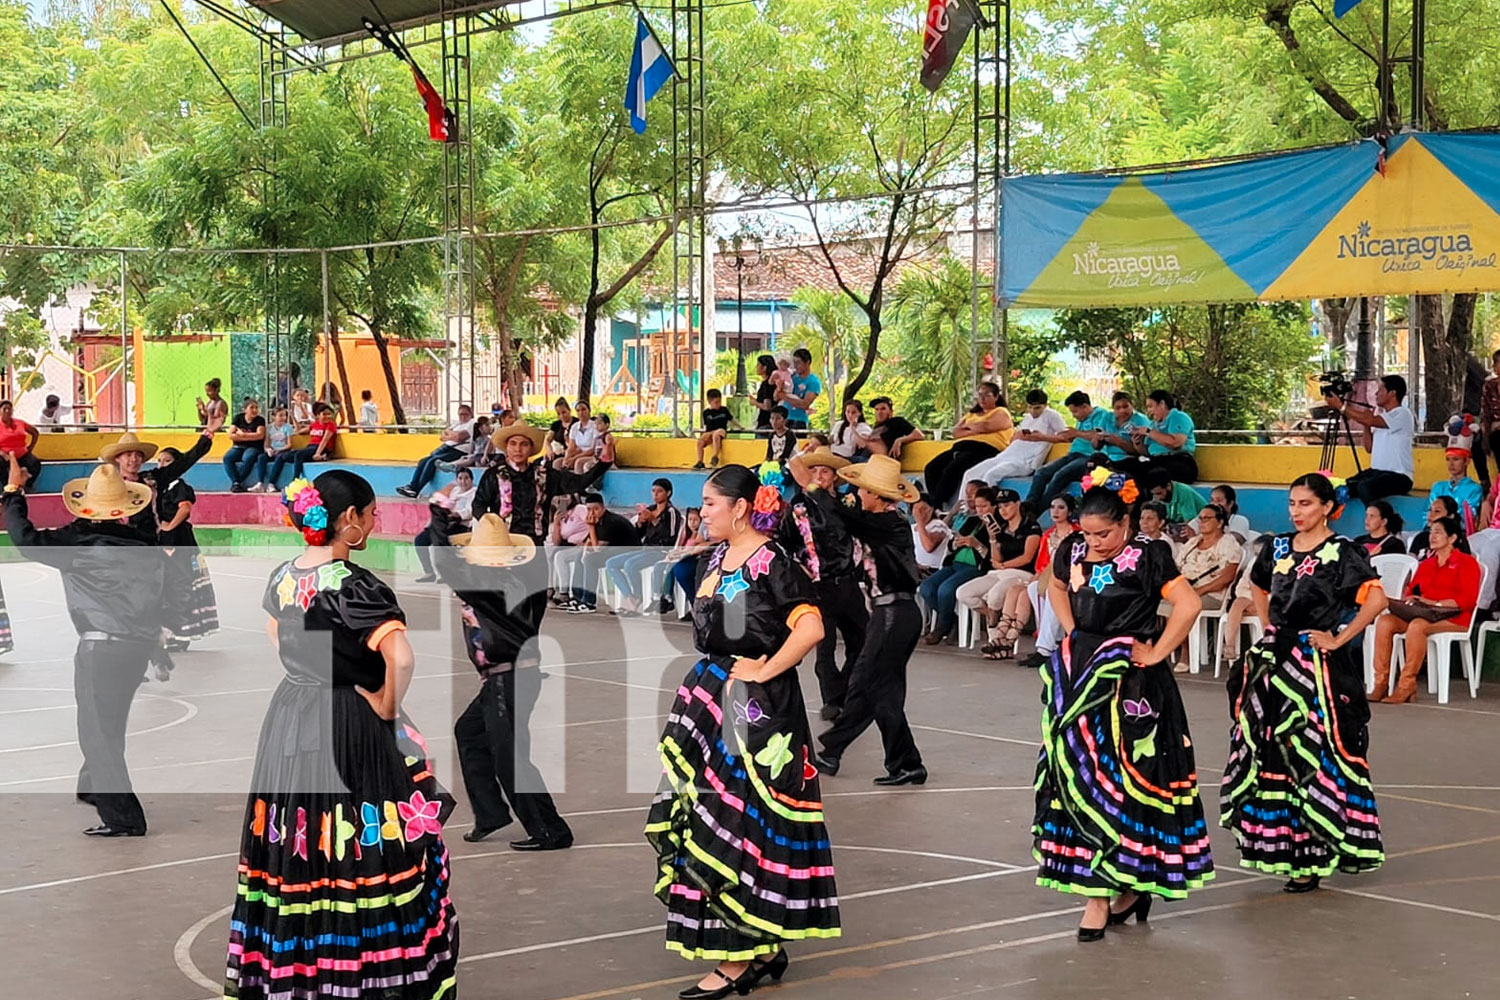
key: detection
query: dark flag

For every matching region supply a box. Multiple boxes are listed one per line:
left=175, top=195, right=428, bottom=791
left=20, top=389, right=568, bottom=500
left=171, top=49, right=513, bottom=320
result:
left=921, top=0, right=976, bottom=94
left=362, top=17, right=457, bottom=143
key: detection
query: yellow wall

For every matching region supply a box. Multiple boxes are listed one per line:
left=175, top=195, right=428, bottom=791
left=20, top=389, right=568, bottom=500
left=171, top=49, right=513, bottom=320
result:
left=33, top=430, right=1454, bottom=491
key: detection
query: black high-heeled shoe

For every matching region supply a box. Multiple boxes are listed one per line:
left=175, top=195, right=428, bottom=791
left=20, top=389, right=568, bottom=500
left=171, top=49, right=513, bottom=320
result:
left=1107, top=893, right=1153, bottom=925
left=751, top=949, right=788, bottom=984
left=1076, top=922, right=1107, bottom=943
left=1282, top=875, right=1321, bottom=894
left=678, top=965, right=756, bottom=999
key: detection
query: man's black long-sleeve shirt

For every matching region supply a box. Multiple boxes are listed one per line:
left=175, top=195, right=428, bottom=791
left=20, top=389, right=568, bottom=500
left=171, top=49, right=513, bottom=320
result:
left=472, top=457, right=608, bottom=543
left=432, top=538, right=547, bottom=672
left=127, top=431, right=214, bottom=538
left=780, top=486, right=857, bottom=585
left=3, top=490, right=164, bottom=641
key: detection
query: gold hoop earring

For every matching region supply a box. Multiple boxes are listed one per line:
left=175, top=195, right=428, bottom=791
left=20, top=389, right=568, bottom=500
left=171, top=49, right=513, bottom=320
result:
left=731, top=515, right=745, bottom=535
left=342, top=524, right=366, bottom=547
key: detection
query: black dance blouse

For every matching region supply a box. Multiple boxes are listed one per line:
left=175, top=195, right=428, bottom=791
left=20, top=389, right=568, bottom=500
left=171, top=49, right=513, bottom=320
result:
left=156, top=479, right=198, bottom=546
left=1250, top=533, right=1376, bottom=632
left=692, top=539, right=816, bottom=660
left=263, top=559, right=406, bottom=690
left=1059, top=531, right=1182, bottom=664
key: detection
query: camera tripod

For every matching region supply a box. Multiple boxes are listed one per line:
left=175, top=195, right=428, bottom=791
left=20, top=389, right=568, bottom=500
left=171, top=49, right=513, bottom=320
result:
left=1318, top=400, right=1365, bottom=476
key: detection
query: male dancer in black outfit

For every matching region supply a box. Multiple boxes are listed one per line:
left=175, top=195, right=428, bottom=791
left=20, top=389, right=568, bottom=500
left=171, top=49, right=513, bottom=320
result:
left=780, top=446, right=867, bottom=721
left=471, top=422, right=608, bottom=545
left=435, top=513, right=574, bottom=852
left=3, top=459, right=165, bottom=836
left=788, top=452, right=927, bottom=787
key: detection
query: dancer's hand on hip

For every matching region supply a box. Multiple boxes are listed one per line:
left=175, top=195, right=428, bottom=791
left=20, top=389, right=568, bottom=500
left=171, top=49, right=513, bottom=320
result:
left=731, top=656, right=769, bottom=683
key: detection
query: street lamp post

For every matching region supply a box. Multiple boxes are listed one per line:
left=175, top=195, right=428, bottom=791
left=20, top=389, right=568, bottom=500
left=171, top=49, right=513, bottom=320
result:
left=719, top=234, right=760, bottom=399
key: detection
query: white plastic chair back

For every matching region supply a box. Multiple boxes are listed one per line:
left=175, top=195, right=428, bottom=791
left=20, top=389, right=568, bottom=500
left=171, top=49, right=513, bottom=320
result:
left=1370, top=553, right=1418, bottom=601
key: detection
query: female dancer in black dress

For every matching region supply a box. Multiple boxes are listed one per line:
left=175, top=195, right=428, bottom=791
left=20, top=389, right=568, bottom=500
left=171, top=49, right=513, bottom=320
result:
left=645, top=465, right=837, bottom=998
left=153, top=447, right=219, bottom=659
left=1222, top=472, right=1388, bottom=892
left=1034, top=483, right=1214, bottom=940
left=225, top=471, right=459, bottom=1000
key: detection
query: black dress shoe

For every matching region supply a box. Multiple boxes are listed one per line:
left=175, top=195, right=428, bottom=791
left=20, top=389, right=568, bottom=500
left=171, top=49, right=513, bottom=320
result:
left=873, top=766, right=928, bottom=787
left=811, top=752, right=840, bottom=777
left=1107, top=893, right=1153, bottom=925
left=83, top=824, right=145, bottom=838
left=1283, top=875, right=1321, bottom=894
left=678, top=965, right=756, bottom=999
left=1076, top=923, right=1107, bottom=942
left=509, top=837, right=573, bottom=852
left=819, top=704, right=842, bottom=722
left=751, top=948, right=788, bottom=984
left=463, top=824, right=510, bottom=843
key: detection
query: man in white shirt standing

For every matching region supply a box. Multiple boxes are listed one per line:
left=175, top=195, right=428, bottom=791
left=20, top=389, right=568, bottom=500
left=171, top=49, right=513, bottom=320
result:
left=1325, top=374, right=1415, bottom=504
left=36, top=394, right=71, bottom=430
left=955, top=389, right=1067, bottom=496
left=397, top=403, right=475, bottom=498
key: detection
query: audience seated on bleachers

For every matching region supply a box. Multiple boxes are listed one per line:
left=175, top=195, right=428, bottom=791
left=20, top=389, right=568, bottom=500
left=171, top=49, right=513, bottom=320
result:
left=959, top=389, right=1066, bottom=493
left=397, top=403, right=476, bottom=498
left=857, top=396, right=924, bottom=459
left=924, top=382, right=1015, bottom=508
left=1327, top=374, right=1415, bottom=505
left=604, top=477, right=683, bottom=616
left=1111, top=389, right=1198, bottom=486
left=414, top=468, right=476, bottom=583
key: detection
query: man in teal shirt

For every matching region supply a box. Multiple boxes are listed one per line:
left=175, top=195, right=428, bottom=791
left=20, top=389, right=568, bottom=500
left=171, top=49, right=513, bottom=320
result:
left=1149, top=479, right=1208, bottom=525
left=1024, top=390, right=1111, bottom=510
left=1432, top=447, right=1485, bottom=532
left=1090, top=390, right=1152, bottom=463
left=1114, top=389, right=1199, bottom=485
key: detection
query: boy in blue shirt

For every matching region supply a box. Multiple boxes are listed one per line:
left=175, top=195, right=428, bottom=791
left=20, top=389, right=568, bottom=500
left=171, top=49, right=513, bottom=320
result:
left=1431, top=447, right=1485, bottom=532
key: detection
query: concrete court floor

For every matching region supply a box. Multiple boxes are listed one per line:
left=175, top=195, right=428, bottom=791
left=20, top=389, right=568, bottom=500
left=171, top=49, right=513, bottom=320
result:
left=1, top=553, right=1497, bottom=1000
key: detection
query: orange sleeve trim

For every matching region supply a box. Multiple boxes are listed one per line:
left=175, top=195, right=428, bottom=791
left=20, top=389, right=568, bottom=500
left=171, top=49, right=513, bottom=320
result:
left=367, top=620, right=408, bottom=651
left=1160, top=575, right=1188, bottom=600
left=1356, top=578, right=1382, bottom=606
left=787, top=603, right=821, bottom=629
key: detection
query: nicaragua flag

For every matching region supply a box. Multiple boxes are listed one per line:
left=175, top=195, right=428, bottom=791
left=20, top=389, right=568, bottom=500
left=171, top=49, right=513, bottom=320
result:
left=625, top=14, right=675, bottom=135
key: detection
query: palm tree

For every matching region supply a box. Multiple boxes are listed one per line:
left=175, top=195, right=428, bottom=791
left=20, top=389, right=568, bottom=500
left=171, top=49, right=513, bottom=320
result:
left=888, top=257, right=979, bottom=422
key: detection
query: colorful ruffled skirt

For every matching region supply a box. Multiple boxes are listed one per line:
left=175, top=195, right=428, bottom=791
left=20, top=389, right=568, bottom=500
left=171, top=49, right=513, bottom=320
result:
left=1221, top=629, right=1383, bottom=878
left=645, top=656, right=841, bottom=961
left=1034, top=634, right=1215, bottom=898
left=226, top=681, right=459, bottom=999
left=0, top=581, right=12, bottom=653
left=163, top=546, right=219, bottom=639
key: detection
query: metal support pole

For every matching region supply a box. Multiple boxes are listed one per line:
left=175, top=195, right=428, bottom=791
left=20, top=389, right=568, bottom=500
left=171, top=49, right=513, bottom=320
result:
left=735, top=254, right=747, bottom=397
left=119, top=251, right=129, bottom=430
left=1355, top=296, right=1375, bottom=381
left=321, top=250, right=331, bottom=381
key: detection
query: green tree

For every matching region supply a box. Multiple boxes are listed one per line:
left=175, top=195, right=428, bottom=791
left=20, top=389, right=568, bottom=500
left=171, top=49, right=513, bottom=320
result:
left=719, top=0, right=972, bottom=406
left=1054, top=303, right=1320, bottom=430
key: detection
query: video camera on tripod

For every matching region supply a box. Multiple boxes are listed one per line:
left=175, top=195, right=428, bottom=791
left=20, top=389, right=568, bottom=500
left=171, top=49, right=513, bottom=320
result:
left=1318, top=370, right=1355, bottom=403
left=1311, top=369, right=1364, bottom=473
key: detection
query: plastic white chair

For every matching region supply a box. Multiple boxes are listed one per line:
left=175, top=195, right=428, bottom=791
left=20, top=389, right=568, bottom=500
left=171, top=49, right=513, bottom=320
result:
left=1363, top=553, right=1418, bottom=693
left=1212, top=613, right=1263, bottom=677
left=958, top=604, right=978, bottom=648
left=1186, top=603, right=1225, bottom=674
left=1228, top=514, right=1251, bottom=535
left=1390, top=563, right=1489, bottom=704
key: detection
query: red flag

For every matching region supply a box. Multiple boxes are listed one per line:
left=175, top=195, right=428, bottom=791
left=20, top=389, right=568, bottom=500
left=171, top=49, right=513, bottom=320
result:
left=921, top=0, right=976, bottom=94
left=410, top=65, right=455, bottom=143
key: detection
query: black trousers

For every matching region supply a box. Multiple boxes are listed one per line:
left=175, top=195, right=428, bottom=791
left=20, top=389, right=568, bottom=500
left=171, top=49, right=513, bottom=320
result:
left=454, top=669, right=572, bottom=845
left=0, top=451, right=42, bottom=484
left=1474, top=428, right=1500, bottom=492
left=1348, top=468, right=1414, bottom=505
left=1112, top=452, right=1199, bottom=487
left=924, top=441, right=1000, bottom=508
left=819, top=598, right=924, bottom=774
left=814, top=576, right=869, bottom=710
left=74, top=638, right=151, bottom=831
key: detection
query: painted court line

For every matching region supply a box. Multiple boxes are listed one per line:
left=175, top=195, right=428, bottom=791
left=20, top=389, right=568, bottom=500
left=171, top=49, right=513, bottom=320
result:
left=0, top=695, right=199, bottom=755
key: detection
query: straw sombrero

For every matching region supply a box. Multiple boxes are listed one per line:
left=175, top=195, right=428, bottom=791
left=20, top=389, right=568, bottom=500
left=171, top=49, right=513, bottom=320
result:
left=62, top=464, right=153, bottom=521
left=448, top=513, right=537, bottom=567
left=490, top=423, right=547, bottom=457
left=800, top=446, right=850, bottom=470
left=837, top=454, right=920, bottom=503
left=99, top=432, right=159, bottom=464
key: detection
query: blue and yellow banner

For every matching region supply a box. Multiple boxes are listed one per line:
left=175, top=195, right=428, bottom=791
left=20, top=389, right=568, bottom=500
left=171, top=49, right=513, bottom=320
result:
left=998, top=133, right=1500, bottom=308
